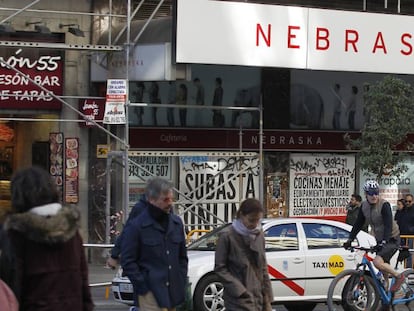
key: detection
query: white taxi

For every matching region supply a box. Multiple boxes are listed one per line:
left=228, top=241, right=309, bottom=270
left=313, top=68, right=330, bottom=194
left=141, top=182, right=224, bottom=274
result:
left=111, top=218, right=376, bottom=311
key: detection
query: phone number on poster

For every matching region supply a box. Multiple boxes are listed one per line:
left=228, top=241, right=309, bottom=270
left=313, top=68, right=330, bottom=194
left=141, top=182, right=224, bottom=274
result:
left=129, top=164, right=170, bottom=178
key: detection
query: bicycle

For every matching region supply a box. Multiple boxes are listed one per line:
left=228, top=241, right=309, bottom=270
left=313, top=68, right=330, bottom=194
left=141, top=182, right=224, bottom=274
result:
left=327, top=245, right=414, bottom=311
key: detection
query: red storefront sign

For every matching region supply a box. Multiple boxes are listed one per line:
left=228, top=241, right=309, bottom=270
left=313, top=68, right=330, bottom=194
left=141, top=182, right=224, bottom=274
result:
left=78, top=99, right=105, bottom=127
left=0, top=34, right=64, bottom=109
left=129, top=128, right=361, bottom=151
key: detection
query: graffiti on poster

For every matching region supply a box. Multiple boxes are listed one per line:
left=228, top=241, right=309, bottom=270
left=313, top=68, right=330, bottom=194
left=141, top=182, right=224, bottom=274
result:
left=179, top=156, right=259, bottom=228
left=289, top=154, right=355, bottom=218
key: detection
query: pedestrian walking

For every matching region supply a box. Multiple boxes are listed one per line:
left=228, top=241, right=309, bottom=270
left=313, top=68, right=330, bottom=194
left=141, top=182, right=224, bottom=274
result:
left=345, top=193, right=368, bottom=232
left=121, top=177, right=188, bottom=311
left=397, top=194, right=414, bottom=267
left=1, top=166, right=93, bottom=311
left=214, top=198, right=273, bottom=311
left=106, top=195, right=149, bottom=311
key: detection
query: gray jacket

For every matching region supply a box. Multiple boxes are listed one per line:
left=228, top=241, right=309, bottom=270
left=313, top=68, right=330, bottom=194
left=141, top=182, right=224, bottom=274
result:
left=360, top=199, right=399, bottom=242
left=214, top=226, right=272, bottom=311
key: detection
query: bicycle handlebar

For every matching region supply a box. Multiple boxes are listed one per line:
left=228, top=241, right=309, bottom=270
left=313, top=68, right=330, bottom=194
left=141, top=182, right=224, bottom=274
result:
left=345, top=244, right=411, bottom=253
left=344, top=245, right=377, bottom=253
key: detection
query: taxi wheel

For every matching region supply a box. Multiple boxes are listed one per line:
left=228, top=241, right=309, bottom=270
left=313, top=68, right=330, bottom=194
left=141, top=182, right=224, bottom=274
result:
left=193, top=274, right=225, bottom=311
left=284, top=302, right=317, bottom=311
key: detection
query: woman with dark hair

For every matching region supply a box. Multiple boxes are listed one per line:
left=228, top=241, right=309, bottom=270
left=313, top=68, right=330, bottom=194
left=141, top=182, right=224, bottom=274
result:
left=214, top=198, right=272, bottom=311
left=1, top=166, right=93, bottom=311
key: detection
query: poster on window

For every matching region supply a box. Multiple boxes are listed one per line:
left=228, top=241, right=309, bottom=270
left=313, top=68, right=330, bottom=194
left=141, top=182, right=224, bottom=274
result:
left=64, top=138, right=79, bottom=204
left=289, top=153, right=355, bottom=221
left=359, top=157, right=414, bottom=210
left=49, top=132, right=63, bottom=202
left=179, top=155, right=259, bottom=230
left=128, top=156, right=172, bottom=182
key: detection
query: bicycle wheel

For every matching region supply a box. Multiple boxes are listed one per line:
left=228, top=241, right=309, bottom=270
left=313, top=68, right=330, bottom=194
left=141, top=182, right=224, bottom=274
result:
left=327, top=269, right=379, bottom=311
left=393, top=268, right=414, bottom=303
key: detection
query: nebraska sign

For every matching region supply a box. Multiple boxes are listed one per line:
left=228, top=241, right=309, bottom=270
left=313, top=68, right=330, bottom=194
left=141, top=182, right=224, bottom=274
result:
left=177, top=0, right=414, bottom=74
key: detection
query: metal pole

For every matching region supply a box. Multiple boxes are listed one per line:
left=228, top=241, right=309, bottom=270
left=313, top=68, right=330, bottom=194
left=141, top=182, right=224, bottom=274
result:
left=0, top=58, right=127, bottom=147
left=123, top=0, right=132, bottom=223
left=259, top=96, right=264, bottom=206
left=239, top=124, right=243, bottom=203
left=0, top=0, right=40, bottom=24
left=105, top=155, right=112, bottom=245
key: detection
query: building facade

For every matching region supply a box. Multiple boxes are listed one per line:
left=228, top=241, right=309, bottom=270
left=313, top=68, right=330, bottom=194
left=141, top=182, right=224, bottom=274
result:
left=2, top=0, right=414, bottom=248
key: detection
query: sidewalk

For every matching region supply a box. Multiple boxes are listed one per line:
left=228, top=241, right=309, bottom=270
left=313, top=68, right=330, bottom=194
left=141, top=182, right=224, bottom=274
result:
left=88, top=263, right=116, bottom=286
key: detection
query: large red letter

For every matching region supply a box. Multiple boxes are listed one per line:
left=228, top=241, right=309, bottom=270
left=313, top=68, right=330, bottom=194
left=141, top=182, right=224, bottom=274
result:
left=287, top=26, right=300, bottom=49
left=256, top=23, right=271, bottom=47
left=345, top=30, right=359, bottom=52
left=401, top=33, right=413, bottom=56
left=372, top=32, right=387, bottom=54
left=316, top=27, right=329, bottom=50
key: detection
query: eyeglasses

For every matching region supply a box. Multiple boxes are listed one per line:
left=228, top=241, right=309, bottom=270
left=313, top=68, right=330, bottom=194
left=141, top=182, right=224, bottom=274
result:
left=366, top=190, right=379, bottom=196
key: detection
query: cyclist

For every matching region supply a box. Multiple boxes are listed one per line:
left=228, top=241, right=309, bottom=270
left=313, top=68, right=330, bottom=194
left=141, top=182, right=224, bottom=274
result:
left=343, top=180, right=405, bottom=293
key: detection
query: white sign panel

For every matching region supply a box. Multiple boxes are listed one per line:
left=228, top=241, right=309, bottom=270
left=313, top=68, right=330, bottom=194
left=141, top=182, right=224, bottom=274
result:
left=128, top=156, right=172, bottom=182
left=90, top=44, right=169, bottom=82
left=177, top=0, right=414, bottom=74
left=103, top=79, right=126, bottom=124
left=179, top=155, right=259, bottom=228
left=307, top=9, right=414, bottom=74
left=289, top=154, right=355, bottom=219
left=177, top=0, right=308, bottom=68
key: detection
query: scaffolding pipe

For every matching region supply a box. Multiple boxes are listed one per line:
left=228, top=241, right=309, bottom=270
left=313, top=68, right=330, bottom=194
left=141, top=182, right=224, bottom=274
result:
left=0, top=0, right=40, bottom=24
left=133, top=0, right=166, bottom=44
left=259, top=97, right=264, bottom=206
left=105, top=155, right=112, bottom=245
left=113, top=0, right=146, bottom=44
left=0, top=58, right=128, bottom=147
left=120, top=0, right=132, bottom=228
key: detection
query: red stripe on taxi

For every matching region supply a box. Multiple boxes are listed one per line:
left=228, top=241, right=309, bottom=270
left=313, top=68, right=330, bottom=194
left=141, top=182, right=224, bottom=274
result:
left=268, top=265, right=305, bottom=296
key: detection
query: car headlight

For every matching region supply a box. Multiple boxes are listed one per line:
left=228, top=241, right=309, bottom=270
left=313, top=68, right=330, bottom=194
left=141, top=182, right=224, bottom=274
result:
left=115, top=267, right=123, bottom=278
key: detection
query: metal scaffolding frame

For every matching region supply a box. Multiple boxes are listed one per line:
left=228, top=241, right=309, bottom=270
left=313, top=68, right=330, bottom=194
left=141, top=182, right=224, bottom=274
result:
left=0, top=0, right=265, bottom=242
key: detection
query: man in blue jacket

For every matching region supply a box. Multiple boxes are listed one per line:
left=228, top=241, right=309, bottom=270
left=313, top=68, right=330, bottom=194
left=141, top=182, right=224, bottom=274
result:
left=106, top=196, right=148, bottom=311
left=106, top=195, right=148, bottom=270
left=121, top=177, right=188, bottom=311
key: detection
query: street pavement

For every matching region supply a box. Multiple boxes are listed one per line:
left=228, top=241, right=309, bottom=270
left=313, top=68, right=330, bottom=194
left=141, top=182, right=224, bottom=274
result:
left=88, top=264, right=334, bottom=310
left=88, top=263, right=122, bottom=309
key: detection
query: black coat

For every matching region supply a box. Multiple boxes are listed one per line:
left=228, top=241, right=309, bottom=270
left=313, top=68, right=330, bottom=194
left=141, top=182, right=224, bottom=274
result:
left=110, top=197, right=148, bottom=259
left=121, top=206, right=188, bottom=308
left=395, top=206, right=414, bottom=235
left=2, top=205, right=94, bottom=311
